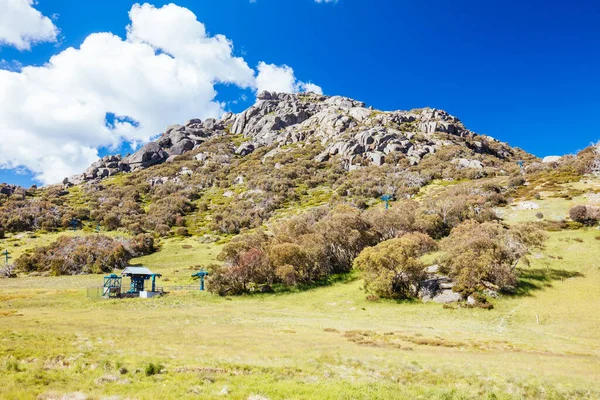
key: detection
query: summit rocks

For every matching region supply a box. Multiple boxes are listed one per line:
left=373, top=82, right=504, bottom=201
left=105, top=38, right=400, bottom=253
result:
left=67, top=91, right=524, bottom=185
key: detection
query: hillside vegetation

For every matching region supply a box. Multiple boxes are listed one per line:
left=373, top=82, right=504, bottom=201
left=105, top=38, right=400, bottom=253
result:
left=1, top=93, right=599, bottom=398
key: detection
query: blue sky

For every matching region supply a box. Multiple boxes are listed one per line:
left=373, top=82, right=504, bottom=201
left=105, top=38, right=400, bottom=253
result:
left=1, top=0, right=599, bottom=187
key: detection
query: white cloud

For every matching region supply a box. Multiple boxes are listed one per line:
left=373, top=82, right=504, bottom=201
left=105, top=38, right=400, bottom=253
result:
left=298, top=82, right=324, bottom=95
left=314, top=0, right=339, bottom=3
left=0, top=3, right=321, bottom=185
left=0, top=0, right=59, bottom=50
left=256, top=62, right=323, bottom=95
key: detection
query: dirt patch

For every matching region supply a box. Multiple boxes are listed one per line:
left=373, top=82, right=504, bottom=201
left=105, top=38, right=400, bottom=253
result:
left=0, top=310, right=23, bottom=317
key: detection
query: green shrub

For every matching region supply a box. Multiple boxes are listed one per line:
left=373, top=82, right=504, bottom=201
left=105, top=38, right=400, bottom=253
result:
left=569, top=205, right=600, bottom=225
left=441, top=220, right=546, bottom=290
left=144, top=363, right=163, bottom=376
left=354, top=233, right=437, bottom=299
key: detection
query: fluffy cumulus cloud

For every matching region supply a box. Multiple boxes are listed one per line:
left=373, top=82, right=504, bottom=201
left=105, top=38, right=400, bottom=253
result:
left=256, top=62, right=323, bottom=95
left=0, top=3, right=321, bottom=184
left=0, top=0, right=59, bottom=50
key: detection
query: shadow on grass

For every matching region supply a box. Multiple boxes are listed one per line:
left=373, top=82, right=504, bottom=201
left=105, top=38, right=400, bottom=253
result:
left=242, top=272, right=360, bottom=298
left=512, top=268, right=584, bottom=297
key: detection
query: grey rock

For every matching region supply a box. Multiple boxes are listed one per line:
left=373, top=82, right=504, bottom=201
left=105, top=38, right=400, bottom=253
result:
left=165, top=124, right=183, bottom=135
left=425, top=265, right=440, bottom=274
left=186, top=118, right=202, bottom=126
left=179, top=167, right=193, bottom=177
left=315, top=151, right=330, bottom=163
left=257, top=90, right=273, bottom=100
left=419, top=278, right=442, bottom=301
left=452, top=158, right=484, bottom=169
left=203, top=118, right=216, bottom=130
left=433, top=290, right=462, bottom=304
left=235, top=142, right=256, bottom=156
left=367, top=152, right=385, bottom=166
left=122, top=142, right=169, bottom=169
left=194, top=152, right=208, bottom=162
left=221, top=112, right=233, bottom=122
left=169, top=139, right=194, bottom=156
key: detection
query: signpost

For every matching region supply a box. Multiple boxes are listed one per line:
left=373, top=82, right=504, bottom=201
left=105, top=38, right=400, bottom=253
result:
left=2, top=249, right=9, bottom=265
left=192, top=270, right=209, bottom=291
left=381, top=194, right=393, bottom=210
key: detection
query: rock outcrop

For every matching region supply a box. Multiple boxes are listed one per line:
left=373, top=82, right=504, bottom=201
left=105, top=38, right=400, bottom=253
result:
left=68, top=91, right=526, bottom=185
left=67, top=117, right=229, bottom=185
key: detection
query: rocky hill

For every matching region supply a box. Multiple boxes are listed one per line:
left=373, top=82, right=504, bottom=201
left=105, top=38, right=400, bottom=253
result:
left=66, top=91, right=532, bottom=186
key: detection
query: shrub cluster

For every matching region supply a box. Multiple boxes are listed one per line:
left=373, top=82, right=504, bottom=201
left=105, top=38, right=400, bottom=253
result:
left=15, top=234, right=156, bottom=276
left=208, top=183, right=508, bottom=296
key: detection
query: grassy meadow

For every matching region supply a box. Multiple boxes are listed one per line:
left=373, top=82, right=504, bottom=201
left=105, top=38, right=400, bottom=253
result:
left=1, top=180, right=600, bottom=399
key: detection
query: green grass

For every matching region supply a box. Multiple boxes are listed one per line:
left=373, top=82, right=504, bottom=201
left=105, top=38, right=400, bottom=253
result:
left=1, top=228, right=599, bottom=399
left=1, top=179, right=600, bottom=399
left=501, top=176, right=600, bottom=223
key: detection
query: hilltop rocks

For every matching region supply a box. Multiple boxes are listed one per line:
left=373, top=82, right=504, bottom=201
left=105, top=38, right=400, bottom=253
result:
left=0, top=184, right=20, bottom=197
left=66, top=117, right=230, bottom=184
left=81, top=155, right=124, bottom=180
left=71, top=91, right=526, bottom=184
left=123, top=143, right=168, bottom=169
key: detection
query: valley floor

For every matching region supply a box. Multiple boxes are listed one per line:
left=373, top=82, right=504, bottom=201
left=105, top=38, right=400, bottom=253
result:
left=1, top=228, right=600, bottom=399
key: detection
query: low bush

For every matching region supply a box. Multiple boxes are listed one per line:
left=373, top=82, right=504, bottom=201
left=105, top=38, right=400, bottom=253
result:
left=569, top=205, right=600, bottom=226
left=353, top=233, right=437, bottom=299
left=441, top=220, right=546, bottom=291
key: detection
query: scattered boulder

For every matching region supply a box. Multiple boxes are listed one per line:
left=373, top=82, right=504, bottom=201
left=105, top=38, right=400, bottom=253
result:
left=433, top=290, right=462, bottom=304
left=235, top=142, right=256, bottom=156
